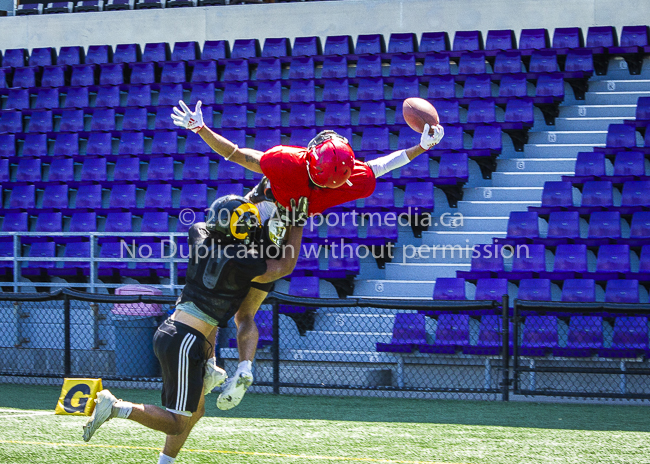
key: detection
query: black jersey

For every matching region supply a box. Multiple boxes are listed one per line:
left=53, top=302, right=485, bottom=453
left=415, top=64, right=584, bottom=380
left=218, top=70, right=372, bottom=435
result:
left=176, top=223, right=268, bottom=327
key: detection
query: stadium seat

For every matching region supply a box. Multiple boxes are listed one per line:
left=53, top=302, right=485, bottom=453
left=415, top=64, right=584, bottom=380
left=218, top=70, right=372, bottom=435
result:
left=86, top=133, right=113, bottom=156
left=323, top=102, right=351, bottom=127
left=23, top=242, right=56, bottom=276
left=357, top=77, right=385, bottom=101
left=486, top=29, right=517, bottom=51
left=104, top=212, right=133, bottom=233
left=453, top=30, right=484, bottom=53
left=376, top=313, right=427, bottom=353
left=620, top=180, right=650, bottom=215
left=118, top=132, right=145, bottom=155
left=109, top=184, right=137, bottom=209
left=12, top=66, right=39, bottom=88
left=423, top=54, right=451, bottom=75
left=80, top=158, right=107, bottom=182
left=181, top=156, right=209, bottom=181
left=581, top=211, right=621, bottom=246
left=463, top=314, right=510, bottom=355
left=403, top=182, right=434, bottom=211
left=142, top=42, right=170, bottom=63
left=147, top=156, right=174, bottom=181
left=113, top=43, right=141, bottom=64
left=291, top=242, right=320, bottom=277
left=498, top=74, right=527, bottom=97
left=59, top=109, right=84, bottom=133
left=389, top=54, right=417, bottom=77
left=475, top=278, right=508, bottom=303
left=86, top=45, right=112, bottom=65
left=141, top=211, right=170, bottom=233
left=502, top=211, right=539, bottom=245
left=392, top=76, right=420, bottom=100
left=321, top=56, right=348, bottom=79
left=521, top=315, right=558, bottom=356
left=129, top=62, right=156, bottom=85
left=223, top=59, right=249, bottom=81
left=221, top=106, right=248, bottom=129
left=289, top=57, right=315, bottom=80
left=99, top=63, right=126, bottom=85
left=229, top=310, right=273, bottom=349
left=16, top=158, right=42, bottom=183
left=190, top=60, right=217, bottom=83
left=566, top=152, right=606, bottom=183
left=9, top=185, right=35, bottom=209
left=202, top=40, right=229, bottom=60
left=41, top=65, right=66, bottom=88
left=179, top=184, right=207, bottom=209
left=537, top=211, right=580, bottom=246
left=154, top=107, right=178, bottom=130
left=22, top=134, right=48, bottom=157
left=70, top=64, right=97, bottom=87
left=517, top=278, right=552, bottom=301
left=587, top=244, right=630, bottom=281
left=113, top=157, right=140, bottom=182
left=625, top=211, right=650, bottom=247
left=358, top=102, right=386, bottom=126
left=288, top=80, right=315, bottom=102
left=255, top=58, right=281, bottom=81
left=529, top=50, right=559, bottom=73
left=322, top=79, right=350, bottom=102
left=0, top=135, right=15, bottom=157
left=458, top=52, right=487, bottom=75
left=467, top=99, right=496, bottom=124
left=540, top=244, right=587, bottom=280
left=457, top=244, right=503, bottom=280
left=3, top=48, right=28, bottom=67
left=232, top=39, right=260, bottom=59
left=535, top=73, right=565, bottom=99
left=463, top=74, right=492, bottom=98
left=289, top=128, right=317, bottom=147
left=57, top=242, right=90, bottom=276
left=255, top=105, right=282, bottom=128
left=144, top=184, right=172, bottom=209
left=292, top=36, right=321, bottom=57
left=433, top=277, right=466, bottom=300
left=324, top=35, right=353, bottom=55
left=75, top=184, right=102, bottom=209
left=561, top=279, right=596, bottom=302
left=255, top=80, right=281, bottom=104
left=6, top=89, right=30, bottom=110
left=171, top=41, right=200, bottom=62
left=151, top=131, right=178, bottom=155
left=554, top=315, right=603, bottom=357
left=598, top=315, right=648, bottom=358
left=575, top=180, right=613, bottom=214
left=63, top=87, right=89, bottom=108
left=254, top=129, right=282, bottom=152
left=2, top=212, right=28, bottom=232
left=565, top=49, right=595, bottom=73
left=360, top=127, right=390, bottom=153
left=215, top=159, right=244, bottom=182
left=122, top=108, right=148, bottom=131
left=126, top=85, right=153, bottom=107
left=363, top=182, right=394, bottom=211
left=356, top=55, right=382, bottom=78
left=278, top=276, right=319, bottom=334
left=95, top=86, right=120, bottom=108
left=504, top=244, right=547, bottom=280
left=388, top=32, right=417, bottom=53
left=161, top=62, right=186, bottom=83
left=90, top=109, right=116, bottom=132
left=98, top=242, right=128, bottom=275
left=222, top=82, right=247, bottom=105
left=27, top=111, right=53, bottom=133
left=519, top=28, right=550, bottom=51
left=605, top=151, right=646, bottom=184
left=0, top=112, right=22, bottom=135
left=420, top=32, right=451, bottom=53
left=420, top=314, right=470, bottom=354
left=356, top=34, right=385, bottom=55
left=529, top=181, right=574, bottom=214
left=326, top=212, right=358, bottom=241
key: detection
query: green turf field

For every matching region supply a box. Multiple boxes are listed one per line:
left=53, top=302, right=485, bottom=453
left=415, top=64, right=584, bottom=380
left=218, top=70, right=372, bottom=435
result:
left=0, top=384, right=648, bottom=464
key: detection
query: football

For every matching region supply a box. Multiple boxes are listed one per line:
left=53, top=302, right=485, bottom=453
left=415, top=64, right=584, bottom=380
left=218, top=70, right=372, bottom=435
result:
left=402, top=98, right=439, bottom=133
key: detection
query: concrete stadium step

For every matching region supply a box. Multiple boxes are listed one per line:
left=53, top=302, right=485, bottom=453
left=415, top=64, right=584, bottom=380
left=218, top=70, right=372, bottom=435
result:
left=385, top=262, right=470, bottom=281
left=294, top=331, right=392, bottom=352
left=427, top=216, right=509, bottom=232
left=558, top=105, right=636, bottom=118
left=496, top=158, right=576, bottom=173
left=523, top=144, right=602, bottom=157
left=421, top=230, right=506, bottom=247
left=589, top=79, right=650, bottom=92
left=456, top=200, right=537, bottom=216
left=554, top=117, right=629, bottom=131
left=527, top=130, right=607, bottom=145
left=313, top=312, right=396, bottom=333
left=584, top=91, right=650, bottom=105
left=353, top=279, right=436, bottom=298
left=463, top=186, right=543, bottom=200
left=490, top=173, right=570, bottom=187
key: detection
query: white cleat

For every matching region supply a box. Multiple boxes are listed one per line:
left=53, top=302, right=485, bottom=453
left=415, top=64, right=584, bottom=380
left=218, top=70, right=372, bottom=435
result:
left=217, top=371, right=253, bottom=410
left=82, top=389, right=117, bottom=442
left=204, top=360, right=228, bottom=396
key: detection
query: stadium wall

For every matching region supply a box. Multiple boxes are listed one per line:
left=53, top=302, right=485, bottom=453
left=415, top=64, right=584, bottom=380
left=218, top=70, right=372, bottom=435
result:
left=0, top=0, right=648, bottom=52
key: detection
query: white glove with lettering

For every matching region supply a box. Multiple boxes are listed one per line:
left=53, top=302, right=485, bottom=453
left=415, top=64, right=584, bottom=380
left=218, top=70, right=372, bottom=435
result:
left=171, top=100, right=205, bottom=133
left=419, top=123, right=444, bottom=150
left=204, top=357, right=228, bottom=395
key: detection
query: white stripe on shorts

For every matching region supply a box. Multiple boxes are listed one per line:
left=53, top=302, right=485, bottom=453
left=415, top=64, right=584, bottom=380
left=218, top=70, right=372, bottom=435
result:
left=175, top=333, right=196, bottom=412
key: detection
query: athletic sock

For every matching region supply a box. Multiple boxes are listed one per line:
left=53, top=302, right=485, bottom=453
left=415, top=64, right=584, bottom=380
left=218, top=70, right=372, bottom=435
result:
left=237, top=360, right=253, bottom=374
left=157, top=453, right=176, bottom=464
left=113, top=400, right=133, bottom=419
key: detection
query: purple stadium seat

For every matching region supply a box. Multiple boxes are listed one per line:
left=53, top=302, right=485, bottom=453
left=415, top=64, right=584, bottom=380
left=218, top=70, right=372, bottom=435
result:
left=432, top=124, right=463, bottom=152
left=420, top=32, right=450, bottom=53
left=202, top=40, right=229, bottom=60
left=221, top=82, right=246, bottom=105
left=388, top=33, right=417, bottom=53
left=255, top=105, right=281, bottom=128
left=215, top=129, right=246, bottom=152
left=86, top=132, right=113, bottom=156
left=141, top=211, right=169, bottom=233
left=147, top=157, right=174, bottom=181
left=109, top=184, right=136, bottom=209
left=293, top=36, right=321, bottom=57
left=475, top=278, right=508, bottom=303
left=453, top=30, right=484, bottom=53
left=325, top=246, right=360, bottom=279
left=403, top=182, right=434, bottom=211
left=98, top=242, right=128, bottom=274
left=323, top=102, right=351, bottom=127
left=599, top=315, right=648, bottom=358
left=521, top=316, right=558, bottom=356
left=9, top=185, right=35, bottom=209
left=504, top=99, right=534, bottom=126
left=607, top=150, right=645, bottom=184
left=390, top=54, right=417, bottom=77
left=215, top=183, right=243, bottom=199
left=255, top=80, right=281, bottom=104
left=540, top=244, right=587, bottom=280
left=126, top=84, right=153, bottom=107
left=142, top=42, right=170, bottom=63
left=625, top=212, right=650, bottom=247
left=289, top=128, right=317, bottom=147
left=620, top=26, right=648, bottom=48
left=254, top=129, right=282, bottom=152
left=121, top=108, right=148, bottom=131
left=0, top=112, right=21, bottom=135
left=587, top=244, right=630, bottom=281
left=423, top=54, right=451, bottom=75
left=230, top=310, right=273, bottom=349
left=6, top=89, right=29, bottom=110
left=215, top=159, right=244, bottom=182
left=503, top=211, right=539, bottom=245
left=23, top=242, right=56, bottom=275
left=392, top=76, right=420, bottom=100
left=12, top=66, right=38, bottom=88
left=396, top=127, right=420, bottom=150
left=398, top=155, right=428, bottom=181
left=355, top=34, right=385, bottom=55
left=321, top=56, right=348, bottom=79
left=535, top=73, right=564, bottom=98
left=90, top=109, right=116, bottom=131
left=129, top=62, right=156, bottom=85
left=287, top=103, right=315, bottom=128
left=289, top=57, right=315, bottom=80
left=587, top=26, right=617, bottom=48
left=433, top=277, right=466, bottom=300
left=463, top=74, right=492, bottom=98
left=22, top=134, right=48, bottom=157
left=565, top=49, right=594, bottom=73
left=326, top=212, right=358, bottom=240
left=519, top=28, right=550, bottom=51
left=190, top=61, right=217, bottom=83
left=161, top=62, right=186, bottom=84
left=358, top=102, right=386, bottom=126
left=499, top=75, right=528, bottom=100
left=356, top=55, right=382, bottom=78
left=35, top=212, right=62, bottom=233
left=231, top=39, right=260, bottom=59
left=99, top=63, right=125, bottom=86
left=85, top=45, right=111, bottom=65
left=472, top=125, right=502, bottom=153
left=467, top=99, right=496, bottom=124
left=179, top=184, right=207, bottom=209
left=27, top=111, right=53, bottom=133
left=57, top=242, right=90, bottom=275
left=113, top=43, right=141, bottom=64
left=113, top=157, right=140, bottom=182
left=0, top=135, right=15, bottom=157
left=486, top=29, right=516, bottom=51
left=104, top=212, right=132, bottom=233
left=118, top=132, right=145, bottom=155
left=221, top=105, right=248, bottom=129
left=577, top=180, right=613, bottom=214
left=554, top=315, right=602, bottom=357
left=357, top=77, right=384, bottom=101
left=289, top=80, right=315, bottom=103
left=553, top=27, right=584, bottom=50
left=568, top=152, right=606, bottom=183
left=518, top=278, right=552, bottom=301
left=3, top=48, right=28, bottom=68
left=70, top=64, right=97, bottom=87
left=537, top=211, right=580, bottom=246
left=581, top=211, right=621, bottom=246
left=458, top=52, right=487, bottom=75
left=494, top=51, right=524, bottom=74
left=620, top=180, right=650, bottom=214
left=420, top=314, right=470, bottom=354
left=16, top=158, right=42, bottom=183
left=457, top=244, right=503, bottom=280
left=529, top=50, right=559, bottom=73
left=154, top=106, right=179, bottom=130
left=255, top=58, right=280, bottom=81
left=360, top=127, right=390, bottom=153
left=363, top=182, right=394, bottom=211
left=0, top=159, right=10, bottom=182
left=63, top=87, right=89, bottom=108
left=95, top=86, right=120, bottom=108
left=176, top=211, right=204, bottom=234
left=181, top=155, right=209, bottom=181
left=463, top=315, right=511, bottom=355
left=80, top=158, right=107, bottom=182
left=376, top=313, right=427, bottom=353
left=151, top=131, right=178, bottom=155
left=59, top=109, right=84, bottom=132
left=505, top=244, right=547, bottom=280
left=438, top=152, right=469, bottom=180
left=41, top=66, right=66, bottom=88
left=75, top=184, right=103, bottom=209
left=37, top=186, right=66, bottom=213
left=171, top=42, right=199, bottom=62
left=2, top=212, right=28, bottom=232
left=322, top=79, right=350, bottom=102
left=530, top=181, right=573, bottom=214
left=291, top=242, right=320, bottom=277
left=144, top=184, right=172, bottom=209
left=324, top=35, right=353, bottom=55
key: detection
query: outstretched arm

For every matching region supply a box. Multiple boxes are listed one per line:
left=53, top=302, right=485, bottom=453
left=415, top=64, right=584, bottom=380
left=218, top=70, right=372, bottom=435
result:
left=171, top=100, right=264, bottom=173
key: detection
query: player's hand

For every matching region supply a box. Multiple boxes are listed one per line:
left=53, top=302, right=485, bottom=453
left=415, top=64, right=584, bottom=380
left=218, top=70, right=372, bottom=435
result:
left=419, top=123, right=444, bottom=150
left=171, top=100, right=205, bottom=133
left=277, top=197, right=309, bottom=226
left=203, top=357, right=227, bottom=395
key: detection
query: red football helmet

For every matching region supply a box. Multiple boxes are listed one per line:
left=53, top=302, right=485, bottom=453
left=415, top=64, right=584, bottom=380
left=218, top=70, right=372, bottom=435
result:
left=306, top=131, right=355, bottom=188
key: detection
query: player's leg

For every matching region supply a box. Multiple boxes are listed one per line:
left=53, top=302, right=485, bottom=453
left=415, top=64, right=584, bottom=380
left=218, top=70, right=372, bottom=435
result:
left=159, top=393, right=205, bottom=461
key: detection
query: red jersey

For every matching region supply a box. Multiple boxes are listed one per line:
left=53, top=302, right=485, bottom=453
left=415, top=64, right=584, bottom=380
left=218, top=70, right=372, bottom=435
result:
left=260, top=146, right=376, bottom=216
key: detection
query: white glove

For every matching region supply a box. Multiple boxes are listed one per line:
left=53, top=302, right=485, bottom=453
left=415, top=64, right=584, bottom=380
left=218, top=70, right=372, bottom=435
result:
left=419, top=123, right=444, bottom=150
left=171, top=100, right=205, bottom=133
left=203, top=357, right=228, bottom=395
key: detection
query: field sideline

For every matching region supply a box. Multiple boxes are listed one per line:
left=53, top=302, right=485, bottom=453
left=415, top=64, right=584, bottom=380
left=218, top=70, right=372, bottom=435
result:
left=0, top=384, right=648, bottom=464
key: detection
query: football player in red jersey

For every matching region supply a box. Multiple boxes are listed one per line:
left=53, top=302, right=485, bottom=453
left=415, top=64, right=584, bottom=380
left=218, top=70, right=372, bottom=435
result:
left=171, top=100, right=444, bottom=216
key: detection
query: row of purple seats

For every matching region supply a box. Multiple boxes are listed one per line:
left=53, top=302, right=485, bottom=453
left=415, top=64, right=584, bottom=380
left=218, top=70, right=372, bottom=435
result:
left=503, top=211, right=650, bottom=248
left=531, top=180, right=650, bottom=216
left=594, top=123, right=650, bottom=155
left=624, top=96, right=650, bottom=132
left=289, top=242, right=360, bottom=280
left=458, top=243, right=650, bottom=283
left=562, top=151, right=649, bottom=185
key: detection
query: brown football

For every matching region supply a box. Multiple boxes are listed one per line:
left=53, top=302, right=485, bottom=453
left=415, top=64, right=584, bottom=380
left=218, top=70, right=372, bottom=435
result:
left=402, top=98, right=439, bottom=133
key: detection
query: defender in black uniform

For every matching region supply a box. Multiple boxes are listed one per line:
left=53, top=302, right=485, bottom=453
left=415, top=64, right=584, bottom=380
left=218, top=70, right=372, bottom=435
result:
left=82, top=195, right=307, bottom=464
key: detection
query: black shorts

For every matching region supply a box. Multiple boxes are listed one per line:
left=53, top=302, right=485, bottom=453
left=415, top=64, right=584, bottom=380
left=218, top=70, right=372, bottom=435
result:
left=153, top=318, right=211, bottom=415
